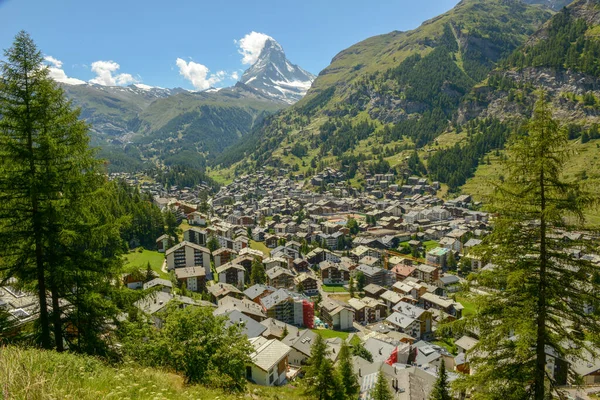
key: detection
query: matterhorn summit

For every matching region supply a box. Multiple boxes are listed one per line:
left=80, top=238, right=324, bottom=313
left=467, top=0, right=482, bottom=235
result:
left=240, top=37, right=315, bottom=104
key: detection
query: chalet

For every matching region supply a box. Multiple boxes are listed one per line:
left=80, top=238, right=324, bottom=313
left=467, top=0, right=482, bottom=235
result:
left=385, top=311, right=421, bottom=339
left=292, top=258, right=310, bottom=273
left=247, top=337, right=291, bottom=386
left=264, top=257, right=288, bottom=270
left=165, top=241, right=211, bottom=277
left=243, top=284, right=277, bottom=304
left=413, top=264, right=439, bottom=284
left=213, top=248, right=237, bottom=268
left=355, top=264, right=390, bottom=287
left=143, top=278, right=173, bottom=293
left=207, top=282, right=244, bottom=302
left=188, top=211, right=208, bottom=226
left=155, top=234, right=174, bottom=253
left=320, top=261, right=350, bottom=285
left=435, top=275, right=461, bottom=296
left=379, top=290, right=403, bottom=313
left=363, top=283, right=386, bottom=299
left=265, top=235, right=279, bottom=248
left=294, top=273, right=319, bottom=296
left=319, top=299, right=355, bottom=331
left=216, top=262, right=245, bottom=288
left=390, top=264, right=416, bottom=281
left=266, top=267, right=295, bottom=289
left=174, top=266, right=206, bottom=293
left=260, top=289, right=314, bottom=328
left=392, top=302, right=433, bottom=339
left=215, top=295, right=266, bottom=322
left=348, top=297, right=387, bottom=324
left=393, top=280, right=427, bottom=300
left=420, top=292, right=463, bottom=319
left=183, top=227, right=207, bottom=246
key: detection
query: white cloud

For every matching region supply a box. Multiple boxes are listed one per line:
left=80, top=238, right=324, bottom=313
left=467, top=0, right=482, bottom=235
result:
left=89, top=60, right=136, bottom=86
left=236, top=31, right=272, bottom=65
left=231, top=71, right=239, bottom=80
left=44, top=55, right=86, bottom=85
left=175, top=58, right=225, bottom=91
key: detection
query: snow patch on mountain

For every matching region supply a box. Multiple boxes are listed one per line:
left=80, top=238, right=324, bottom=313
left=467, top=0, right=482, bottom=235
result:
left=240, top=37, right=315, bottom=104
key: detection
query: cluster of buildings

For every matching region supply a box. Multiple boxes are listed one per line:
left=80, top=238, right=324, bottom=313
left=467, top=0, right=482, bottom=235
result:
left=3, top=170, right=600, bottom=397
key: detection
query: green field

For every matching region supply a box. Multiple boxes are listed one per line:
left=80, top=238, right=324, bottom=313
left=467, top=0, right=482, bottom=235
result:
left=0, top=346, right=305, bottom=400
left=249, top=240, right=271, bottom=256
left=123, top=249, right=168, bottom=279
left=432, top=338, right=457, bottom=355
left=321, top=284, right=348, bottom=293
left=455, top=293, right=477, bottom=317
left=423, top=240, right=440, bottom=251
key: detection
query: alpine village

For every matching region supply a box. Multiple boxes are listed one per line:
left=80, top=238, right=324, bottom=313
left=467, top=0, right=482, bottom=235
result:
left=3, top=0, right=600, bottom=399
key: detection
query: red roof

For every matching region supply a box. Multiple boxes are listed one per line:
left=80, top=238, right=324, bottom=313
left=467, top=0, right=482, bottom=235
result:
left=391, top=265, right=416, bottom=277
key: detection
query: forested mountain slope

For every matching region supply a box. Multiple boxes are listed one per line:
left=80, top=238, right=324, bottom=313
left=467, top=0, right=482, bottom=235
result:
left=215, top=0, right=553, bottom=181
left=453, top=0, right=600, bottom=221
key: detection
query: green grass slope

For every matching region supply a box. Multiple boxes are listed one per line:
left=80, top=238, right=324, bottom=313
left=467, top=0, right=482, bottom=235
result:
left=0, top=346, right=305, bottom=400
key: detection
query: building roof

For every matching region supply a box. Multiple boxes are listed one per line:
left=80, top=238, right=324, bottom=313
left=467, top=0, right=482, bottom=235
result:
left=438, top=275, right=460, bottom=285
left=143, top=278, right=173, bottom=290
left=266, top=266, right=295, bottom=280
left=260, top=289, right=293, bottom=310
left=391, top=265, right=416, bottom=278
left=282, top=329, right=318, bottom=357
left=379, top=290, right=403, bottom=305
left=385, top=312, right=417, bottom=329
left=165, top=240, right=210, bottom=256
left=207, top=282, right=242, bottom=298
left=220, top=310, right=267, bottom=338
left=216, top=262, right=245, bottom=275
left=427, top=247, right=450, bottom=257
left=175, top=266, right=206, bottom=280
left=215, top=295, right=266, bottom=319
left=455, top=336, right=479, bottom=352
left=392, top=302, right=427, bottom=319
left=249, top=337, right=292, bottom=372
left=243, top=284, right=276, bottom=300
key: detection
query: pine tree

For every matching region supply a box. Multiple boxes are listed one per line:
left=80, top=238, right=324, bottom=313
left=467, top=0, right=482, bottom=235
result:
left=0, top=31, right=113, bottom=350
left=207, top=235, right=220, bottom=253
left=453, top=93, right=600, bottom=399
left=349, top=276, right=356, bottom=298
left=145, top=262, right=154, bottom=282
left=303, top=334, right=330, bottom=398
left=304, top=336, right=344, bottom=400
left=337, top=340, right=360, bottom=399
left=250, top=257, right=266, bottom=285
left=371, top=371, right=392, bottom=400
left=430, top=360, right=451, bottom=400
left=356, top=272, right=366, bottom=292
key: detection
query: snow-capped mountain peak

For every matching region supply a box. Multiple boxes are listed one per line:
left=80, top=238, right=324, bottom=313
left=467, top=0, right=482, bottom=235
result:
left=240, top=38, right=315, bottom=104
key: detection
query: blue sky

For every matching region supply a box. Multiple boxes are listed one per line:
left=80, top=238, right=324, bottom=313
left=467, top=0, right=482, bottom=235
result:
left=0, top=0, right=459, bottom=90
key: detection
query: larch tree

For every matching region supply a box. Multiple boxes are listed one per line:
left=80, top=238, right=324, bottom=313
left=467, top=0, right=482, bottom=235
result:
left=452, top=93, right=600, bottom=399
